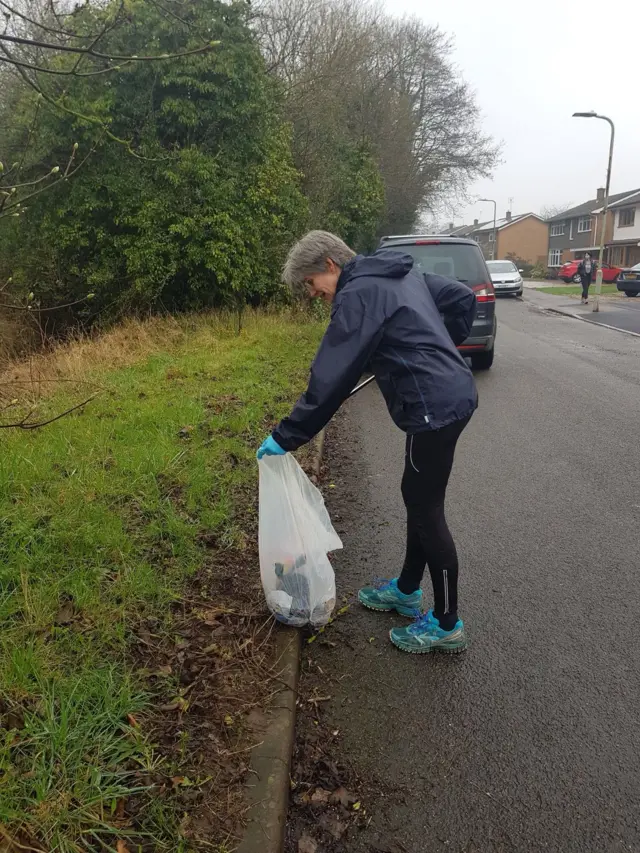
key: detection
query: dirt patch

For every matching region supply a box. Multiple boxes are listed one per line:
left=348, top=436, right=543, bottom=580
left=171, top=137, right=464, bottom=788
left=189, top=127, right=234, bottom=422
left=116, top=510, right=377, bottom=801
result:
left=284, top=416, right=410, bottom=853
left=125, top=540, right=284, bottom=851
left=122, top=446, right=322, bottom=851
left=284, top=424, right=371, bottom=853
left=283, top=651, right=368, bottom=853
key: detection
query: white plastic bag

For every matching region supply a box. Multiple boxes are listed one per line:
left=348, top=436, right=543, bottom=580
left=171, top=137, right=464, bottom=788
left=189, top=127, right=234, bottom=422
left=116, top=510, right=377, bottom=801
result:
left=258, top=454, right=342, bottom=628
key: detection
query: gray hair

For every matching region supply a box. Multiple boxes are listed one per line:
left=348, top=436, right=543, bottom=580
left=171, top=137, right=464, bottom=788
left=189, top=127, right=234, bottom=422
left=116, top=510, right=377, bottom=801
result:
left=282, top=230, right=356, bottom=293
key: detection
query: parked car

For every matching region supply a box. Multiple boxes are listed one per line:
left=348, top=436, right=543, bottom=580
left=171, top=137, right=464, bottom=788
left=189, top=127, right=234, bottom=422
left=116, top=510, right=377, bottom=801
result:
left=378, top=234, right=497, bottom=370
left=486, top=259, right=523, bottom=297
left=616, top=263, right=640, bottom=297
left=559, top=260, right=622, bottom=284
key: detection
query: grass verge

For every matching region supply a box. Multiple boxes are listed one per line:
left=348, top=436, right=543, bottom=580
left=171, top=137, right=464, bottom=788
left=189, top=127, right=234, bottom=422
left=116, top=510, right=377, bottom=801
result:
left=0, top=310, right=325, bottom=852
left=535, top=284, right=621, bottom=297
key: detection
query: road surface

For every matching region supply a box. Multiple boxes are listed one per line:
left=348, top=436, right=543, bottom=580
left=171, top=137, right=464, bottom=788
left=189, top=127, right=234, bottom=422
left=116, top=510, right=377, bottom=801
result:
left=313, top=297, right=640, bottom=853
left=524, top=285, right=640, bottom=335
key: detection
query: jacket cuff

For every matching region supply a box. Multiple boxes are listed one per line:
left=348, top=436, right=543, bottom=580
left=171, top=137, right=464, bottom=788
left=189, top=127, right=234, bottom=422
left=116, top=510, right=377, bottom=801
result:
left=271, top=426, right=305, bottom=454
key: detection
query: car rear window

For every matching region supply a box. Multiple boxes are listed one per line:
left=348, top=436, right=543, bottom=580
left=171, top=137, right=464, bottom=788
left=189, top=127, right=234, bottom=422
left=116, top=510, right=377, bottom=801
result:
left=381, top=241, right=489, bottom=286
left=487, top=261, right=517, bottom=274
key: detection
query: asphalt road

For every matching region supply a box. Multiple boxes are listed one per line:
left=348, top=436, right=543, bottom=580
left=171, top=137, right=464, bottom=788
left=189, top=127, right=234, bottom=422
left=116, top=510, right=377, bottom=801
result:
left=579, top=298, right=640, bottom=335
left=524, top=285, right=640, bottom=336
left=316, top=297, right=640, bottom=853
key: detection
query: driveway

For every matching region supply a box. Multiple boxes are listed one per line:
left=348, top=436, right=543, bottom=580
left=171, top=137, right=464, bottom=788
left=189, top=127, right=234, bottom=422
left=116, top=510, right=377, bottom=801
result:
left=302, top=297, right=640, bottom=853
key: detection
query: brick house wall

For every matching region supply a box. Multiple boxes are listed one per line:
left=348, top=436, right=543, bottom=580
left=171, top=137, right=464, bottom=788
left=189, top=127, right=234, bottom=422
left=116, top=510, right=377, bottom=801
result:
left=496, top=217, right=549, bottom=265
left=591, top=210, right=615, bottom=248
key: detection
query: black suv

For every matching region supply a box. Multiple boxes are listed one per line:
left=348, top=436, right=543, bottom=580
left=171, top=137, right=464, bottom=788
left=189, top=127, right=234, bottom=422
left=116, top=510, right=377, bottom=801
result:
left=378, top=235, right=497, bottom=370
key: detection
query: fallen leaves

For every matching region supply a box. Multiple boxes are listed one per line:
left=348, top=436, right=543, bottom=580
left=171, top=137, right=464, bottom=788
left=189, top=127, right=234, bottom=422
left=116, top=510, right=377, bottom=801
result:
left=54, top=597, right=75, bottom=626
left=318, top=814, right=348, bottom=840
left=329, top=786, right=358, bottom=808
left=126, top=545, right=291, bottom=852
left=298, top=835, right=318, bottom=853
left=286, top=644, right=367, bottom=853
left=158, top=696, right=190, bottom=713
left=309, top=788, right=331, bottom=807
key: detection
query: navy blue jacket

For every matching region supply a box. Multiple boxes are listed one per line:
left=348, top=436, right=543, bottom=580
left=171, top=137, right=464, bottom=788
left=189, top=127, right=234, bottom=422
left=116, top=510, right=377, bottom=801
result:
left=273, top=250, right=478, bottom=451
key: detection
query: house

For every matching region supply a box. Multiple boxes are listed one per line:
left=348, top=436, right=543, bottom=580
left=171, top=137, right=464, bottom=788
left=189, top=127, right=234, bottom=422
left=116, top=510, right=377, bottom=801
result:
left=594, top=190, right=640, bottom=268
left=440, top=221, right=480, bottom=238
left=546, top=187, right=640, bottom=269
left=468, top=212, right=548, bottom=265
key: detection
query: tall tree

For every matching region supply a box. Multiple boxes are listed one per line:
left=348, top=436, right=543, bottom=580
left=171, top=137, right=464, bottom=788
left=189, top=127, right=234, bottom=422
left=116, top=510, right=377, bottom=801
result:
left=0, top=0, right=307, bottom=325
left=255, top=0, right=498, bottom=239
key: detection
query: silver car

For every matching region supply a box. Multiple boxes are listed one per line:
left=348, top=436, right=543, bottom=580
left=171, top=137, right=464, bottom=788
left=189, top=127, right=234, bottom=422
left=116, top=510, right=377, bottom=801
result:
left=486, top=260, right=523, bottom=297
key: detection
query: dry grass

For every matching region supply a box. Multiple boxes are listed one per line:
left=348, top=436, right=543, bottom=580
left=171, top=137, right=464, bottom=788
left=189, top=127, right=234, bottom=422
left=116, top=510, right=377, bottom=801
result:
left=0, top=311, right=33, bottom=366
left=0, top=315, right=186, bottom=388
left=0, top=309, right=310, bottom=410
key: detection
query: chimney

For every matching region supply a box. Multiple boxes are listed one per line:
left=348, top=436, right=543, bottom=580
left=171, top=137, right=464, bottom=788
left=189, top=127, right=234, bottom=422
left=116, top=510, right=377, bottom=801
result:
left=473, top=218, right=479, bottom=227
left=505, top=210, right=512, bottom=222
left=596, top=187, right=605, bottom=204
left=448, top=222, right=454, bottom=231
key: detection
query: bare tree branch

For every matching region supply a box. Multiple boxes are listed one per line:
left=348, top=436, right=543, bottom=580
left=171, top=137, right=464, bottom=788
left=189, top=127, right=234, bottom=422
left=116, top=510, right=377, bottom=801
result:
left=0, top=393, right=97, bottom=429
left=0, top=0, right=99, bottom=39
left=0, top=50, right=135, bottom=76
left=0, top=30, right=219, bottom=62
left=0, top=136, right=100, bottom=219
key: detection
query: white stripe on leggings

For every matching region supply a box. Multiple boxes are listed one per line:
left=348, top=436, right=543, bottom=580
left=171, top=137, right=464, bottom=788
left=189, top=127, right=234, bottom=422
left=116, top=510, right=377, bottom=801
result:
left=409, top=435, right=419, bottom=473
left=443, top=569, right=449, bottom=614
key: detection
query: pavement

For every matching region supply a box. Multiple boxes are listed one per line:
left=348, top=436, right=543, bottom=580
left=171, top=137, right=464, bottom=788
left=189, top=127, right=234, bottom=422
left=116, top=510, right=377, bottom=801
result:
left=313, top=297, right=640, bottom=853
left=523, top=284, right=640, bottom=336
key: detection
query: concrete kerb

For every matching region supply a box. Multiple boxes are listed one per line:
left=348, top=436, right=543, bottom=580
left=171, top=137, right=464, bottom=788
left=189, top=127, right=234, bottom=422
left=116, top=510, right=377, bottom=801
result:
left=237, top=430, right=326, bottom=853
left=236, top=626, right=300, bottom=853
left=534, top=303, right=640, bottom=340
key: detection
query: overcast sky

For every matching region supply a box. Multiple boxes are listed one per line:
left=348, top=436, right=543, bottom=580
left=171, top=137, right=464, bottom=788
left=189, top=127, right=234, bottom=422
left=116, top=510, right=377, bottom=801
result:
left=388, top=0, right=640, bottom=226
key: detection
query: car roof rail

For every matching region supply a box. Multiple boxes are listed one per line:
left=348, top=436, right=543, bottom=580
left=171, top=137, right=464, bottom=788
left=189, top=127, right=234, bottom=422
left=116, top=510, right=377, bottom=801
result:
left=380, top=234, right=469, bottom=242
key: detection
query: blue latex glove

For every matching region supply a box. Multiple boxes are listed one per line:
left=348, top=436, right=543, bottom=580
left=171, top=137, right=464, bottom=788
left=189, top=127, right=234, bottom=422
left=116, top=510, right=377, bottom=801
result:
left=257, top=435, right=287, bottom=460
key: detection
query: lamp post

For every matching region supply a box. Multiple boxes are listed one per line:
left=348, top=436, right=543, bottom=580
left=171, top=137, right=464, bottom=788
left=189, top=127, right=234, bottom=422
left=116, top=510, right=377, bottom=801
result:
left=480, top=198, right=497, bottom=260
left=572, top=111, right=615, bottom=313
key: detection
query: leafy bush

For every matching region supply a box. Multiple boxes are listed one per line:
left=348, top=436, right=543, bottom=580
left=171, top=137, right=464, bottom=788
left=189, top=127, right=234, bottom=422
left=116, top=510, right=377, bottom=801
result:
left=0, top=0, right=308, bottom=328
left=505, top=253, right=534, bottom=278
left=530, top=262, right=547, bottom=280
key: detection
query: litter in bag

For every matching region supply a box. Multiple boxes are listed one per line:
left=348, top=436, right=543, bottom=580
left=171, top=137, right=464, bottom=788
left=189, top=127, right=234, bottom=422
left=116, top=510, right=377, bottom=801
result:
left=258, top=454, right=342, bottom=628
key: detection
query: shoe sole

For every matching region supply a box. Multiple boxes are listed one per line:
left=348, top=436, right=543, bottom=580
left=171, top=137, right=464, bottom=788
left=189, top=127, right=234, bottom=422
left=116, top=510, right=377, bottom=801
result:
left=389, top=631, right=468, bottom=655
left=359, top=599, right=420, bottom=618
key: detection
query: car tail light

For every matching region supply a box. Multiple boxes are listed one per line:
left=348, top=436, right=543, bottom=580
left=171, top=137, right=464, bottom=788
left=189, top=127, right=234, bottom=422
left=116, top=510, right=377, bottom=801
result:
left=473, top=283, right=495, bottom=303
left=414, top=239, right=441, bottom=245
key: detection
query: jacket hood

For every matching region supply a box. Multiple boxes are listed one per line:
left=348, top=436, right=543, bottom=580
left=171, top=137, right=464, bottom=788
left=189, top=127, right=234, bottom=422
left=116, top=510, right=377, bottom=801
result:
left=341, top=249, right=414, bottom=285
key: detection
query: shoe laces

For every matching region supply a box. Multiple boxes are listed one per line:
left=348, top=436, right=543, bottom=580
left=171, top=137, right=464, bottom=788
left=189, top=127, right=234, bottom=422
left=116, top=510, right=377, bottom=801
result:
left=374, top=578, right=393, bottom=591
left=411, top=610, right=437, bottom=630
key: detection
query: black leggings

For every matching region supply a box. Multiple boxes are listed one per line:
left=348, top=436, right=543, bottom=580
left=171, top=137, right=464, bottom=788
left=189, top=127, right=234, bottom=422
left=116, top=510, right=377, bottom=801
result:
left=581, top=274, right=593, bottom=299
left=397, top=417, right=470, bottom=631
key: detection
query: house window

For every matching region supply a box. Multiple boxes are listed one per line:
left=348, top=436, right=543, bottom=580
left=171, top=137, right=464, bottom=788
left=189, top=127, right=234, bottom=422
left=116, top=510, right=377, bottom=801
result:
left=548, top=249, right=562, bottom=267
left=550, top=222, right=565, bottom=237
left=611, top=246, right=625, bottom=266
left=488, top=232, right=495, bottom=243
left=619, top=208, right=636, bottom=228
left=578, top=216, right=592, bottom=233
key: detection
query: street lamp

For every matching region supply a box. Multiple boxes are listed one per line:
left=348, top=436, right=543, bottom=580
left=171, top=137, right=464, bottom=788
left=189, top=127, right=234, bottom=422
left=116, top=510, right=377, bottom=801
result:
left=572, top=111, right=615, bottom=313
left=479, top=198, right=497, bottom=260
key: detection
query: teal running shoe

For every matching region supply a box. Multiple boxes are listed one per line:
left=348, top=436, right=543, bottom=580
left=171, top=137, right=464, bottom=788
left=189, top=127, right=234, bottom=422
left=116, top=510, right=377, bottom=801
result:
left=390, top=613, right=467, bottom=654
left=358, top=578, right=423, bottom=617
